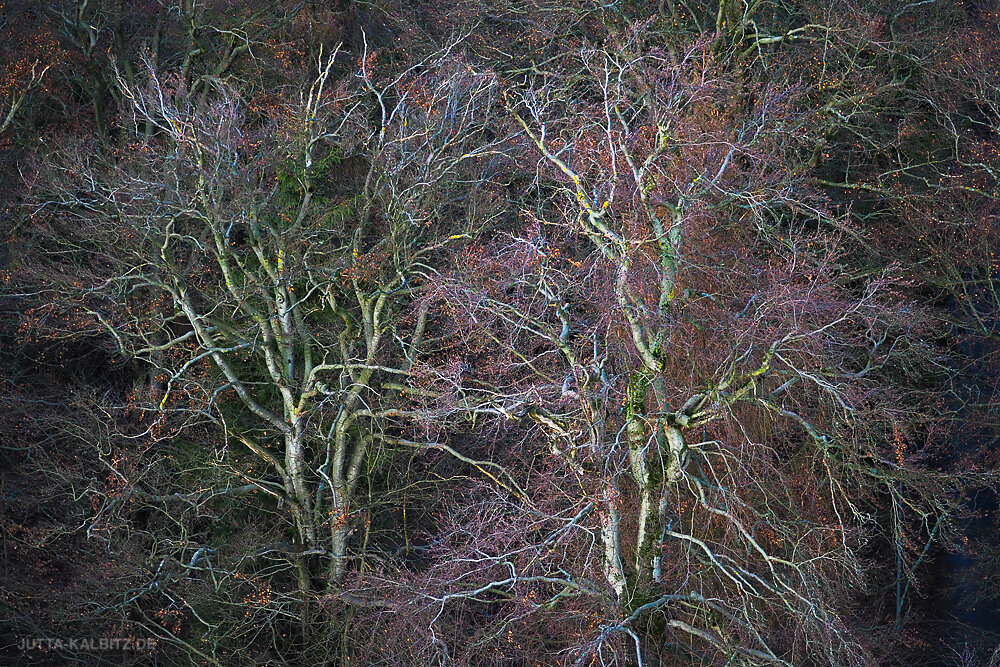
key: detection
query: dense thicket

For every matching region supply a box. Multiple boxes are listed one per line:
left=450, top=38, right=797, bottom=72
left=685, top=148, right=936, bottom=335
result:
left=2, top=1, right=999, bottom=665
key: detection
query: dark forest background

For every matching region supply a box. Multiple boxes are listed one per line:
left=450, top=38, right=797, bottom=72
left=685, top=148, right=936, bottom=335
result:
left=2, top=0, right=1000, bottom=664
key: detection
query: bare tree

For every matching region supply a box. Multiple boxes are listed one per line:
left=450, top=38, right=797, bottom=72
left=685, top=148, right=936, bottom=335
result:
left=24, top=33, right=520, bottom=650
left=379, top=16, right=991, bottom=665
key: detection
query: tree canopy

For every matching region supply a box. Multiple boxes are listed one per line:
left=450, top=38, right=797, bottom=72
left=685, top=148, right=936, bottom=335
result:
left=2, top=1, right=1000, bottom=665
